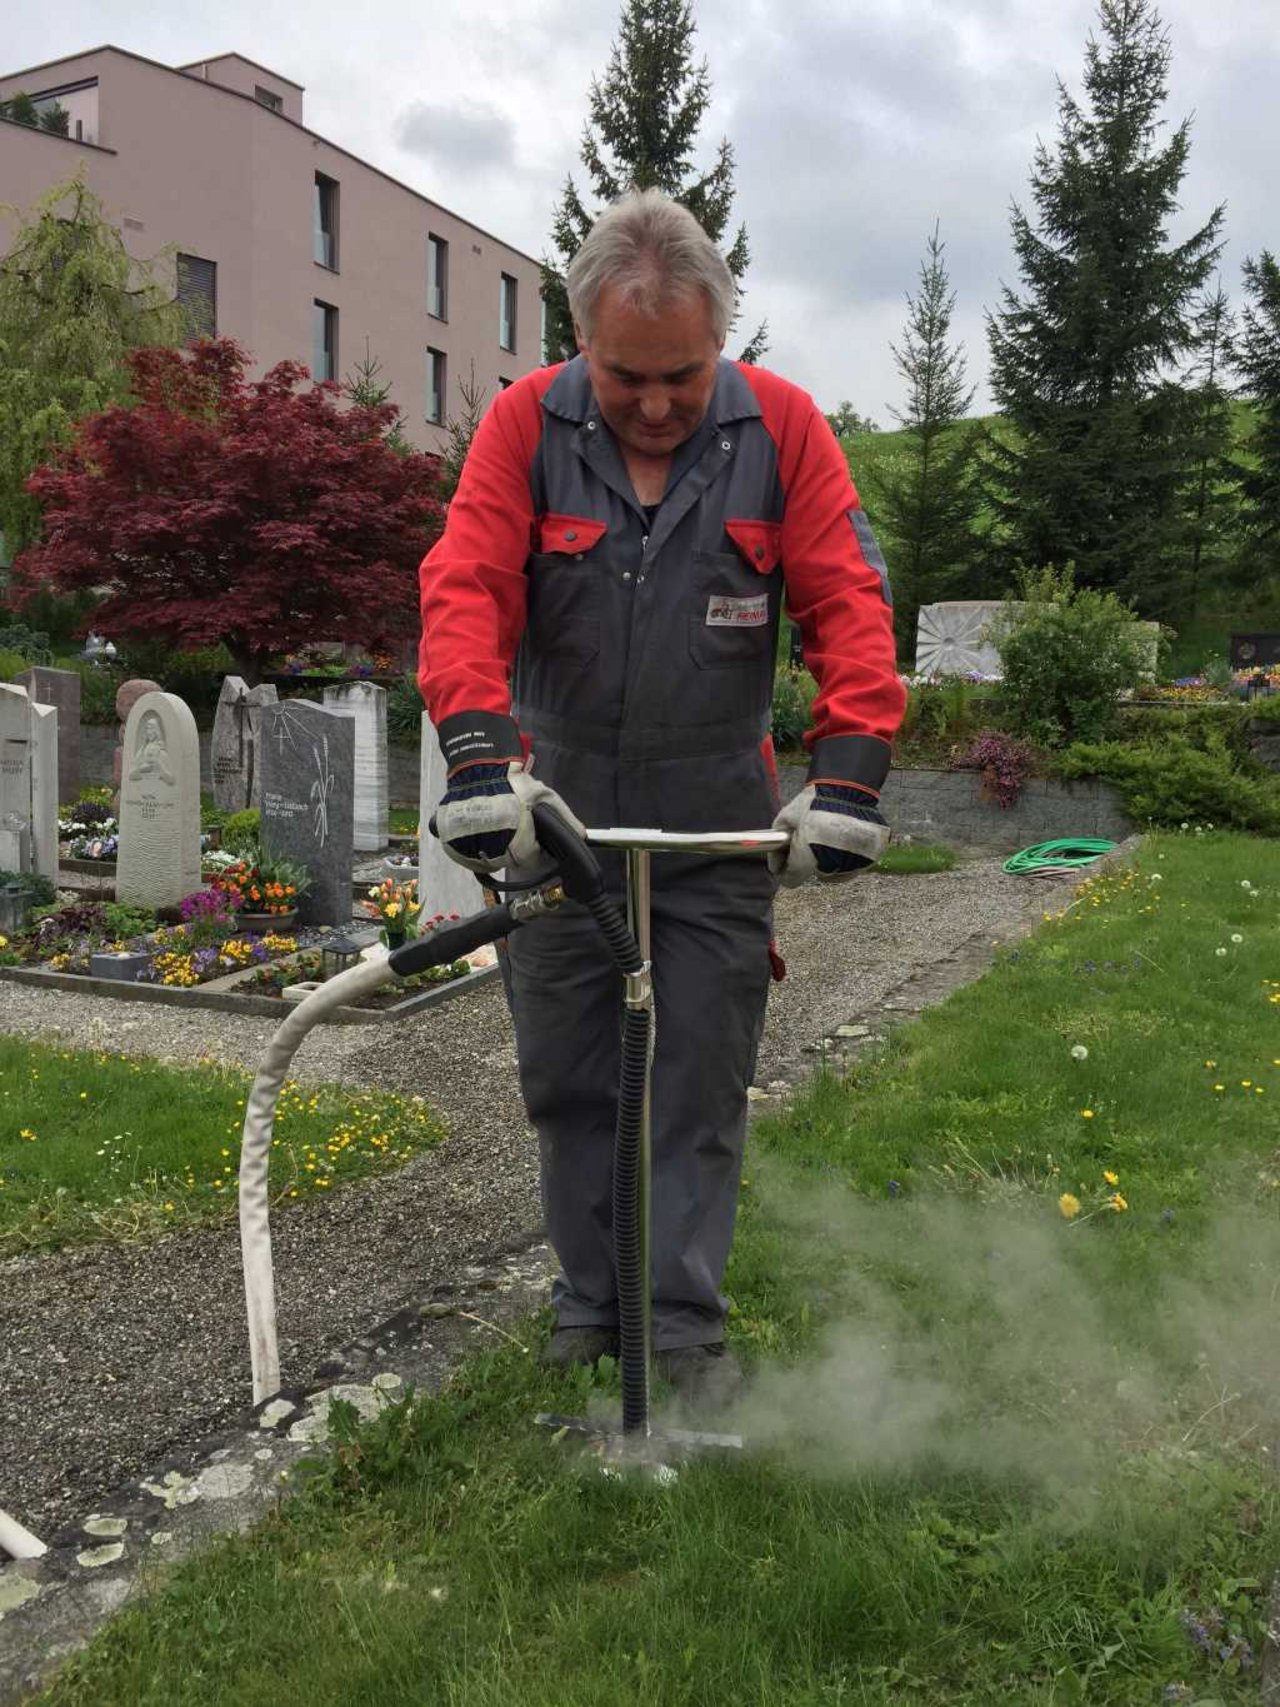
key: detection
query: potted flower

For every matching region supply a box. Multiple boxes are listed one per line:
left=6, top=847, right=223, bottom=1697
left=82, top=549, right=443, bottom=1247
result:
left=215, top=855, right=311, bottom=931
left=363, top=876, right=421, bottom=948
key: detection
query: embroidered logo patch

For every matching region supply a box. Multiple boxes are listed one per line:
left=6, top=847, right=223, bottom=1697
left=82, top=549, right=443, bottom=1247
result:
left=706, top=593, right=768, bottom=628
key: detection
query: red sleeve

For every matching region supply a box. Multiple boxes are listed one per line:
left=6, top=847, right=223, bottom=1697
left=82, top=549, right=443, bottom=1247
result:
left=742, top=366, right=905, bottom=792
left=416, top=371, right=553, bottom=724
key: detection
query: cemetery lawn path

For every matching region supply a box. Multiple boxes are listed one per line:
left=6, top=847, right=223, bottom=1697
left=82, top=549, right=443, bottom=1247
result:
left=30, top=831, right=1280, bottom=1707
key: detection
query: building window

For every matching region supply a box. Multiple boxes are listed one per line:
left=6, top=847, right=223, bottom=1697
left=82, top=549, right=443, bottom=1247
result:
left=500, top=273, right=517, bottom=352
left=255, top=85, right=283, bottom=112
left=176, top=253, right=217, bottom=341
left=427, top=347, right=446, bottom=424
left=313, top=300, right=338, bottom=382
left=314, top=174, right=338, bottom=270
left=428, top=234, right=448, bottom=320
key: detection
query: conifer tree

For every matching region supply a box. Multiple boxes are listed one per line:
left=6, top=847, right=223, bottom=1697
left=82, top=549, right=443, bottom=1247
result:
left=1234, top=252, right=1280, bottom=590
left=542, top=0, right=765, bottom=364
left=1174, top=281, right=1237, bottom=612
left=873, top=224, right=981, bottom=645
left=986, top=0, right=1223, bottom=612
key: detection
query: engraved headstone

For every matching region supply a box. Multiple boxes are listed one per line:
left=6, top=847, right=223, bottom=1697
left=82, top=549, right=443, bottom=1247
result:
left=0, top=683, right=33, bottom=871
left=29, top=702, right=59, bottom=882
left=419, top=714, right=483, bottom=921
left=115, top=691, right=202, bottom=908
left=259, top=700, right=354, bottom=926
left=915, top=602, right=1023, bottom=678
left=211, top=676, right=278, bottom=813
left=14, top=665, right=79, bottom=805
left=323, top=681, right=388, bottom=851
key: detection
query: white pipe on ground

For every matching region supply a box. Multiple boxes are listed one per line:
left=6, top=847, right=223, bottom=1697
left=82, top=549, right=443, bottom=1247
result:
left=239, top=952, right=396, bottom=1406
left=0, top=1506, right=46, bottom=1560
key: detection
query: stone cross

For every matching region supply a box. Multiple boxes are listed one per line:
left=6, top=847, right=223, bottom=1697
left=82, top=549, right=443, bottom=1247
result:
left=14, top=665, right=79, bottom=806
left=259, top=700, right=354, bottom=926
left=115, top=691, right=202, bottom=909
left=322, top=681, right=388, bottom=851
left=211, top=676, right=279, bottom=813
left=418, top=713, right=484, bottom=922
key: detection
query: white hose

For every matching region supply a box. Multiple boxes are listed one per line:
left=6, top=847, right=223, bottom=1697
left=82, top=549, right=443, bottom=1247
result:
left=239, top=952, right=396, bottom=1405
left=0, top=1506, right=46, bottom=1560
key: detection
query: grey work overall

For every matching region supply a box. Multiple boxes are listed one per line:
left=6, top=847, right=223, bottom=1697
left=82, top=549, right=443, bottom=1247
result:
left=505, top=357, right=783, bottom=1349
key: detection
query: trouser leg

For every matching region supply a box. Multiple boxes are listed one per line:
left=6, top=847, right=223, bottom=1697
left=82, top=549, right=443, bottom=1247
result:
left=505, top=863, right=772, bottom=1346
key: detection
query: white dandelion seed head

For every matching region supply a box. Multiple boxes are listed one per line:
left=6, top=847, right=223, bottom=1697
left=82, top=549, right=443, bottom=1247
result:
left=1070, top=1045, right=1088, bottom=1061
left=1215, top=946, right=1228, bottom=957
left=1230, top=933, right=1243, bottom=943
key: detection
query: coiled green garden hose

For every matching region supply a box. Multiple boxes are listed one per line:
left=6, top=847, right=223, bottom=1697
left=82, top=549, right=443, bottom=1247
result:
left=1002, top=838, right=1116, bottom=876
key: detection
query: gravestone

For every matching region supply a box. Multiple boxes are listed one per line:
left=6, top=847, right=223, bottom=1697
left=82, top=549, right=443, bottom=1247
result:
left=0, top=683, right=33, bottom=871
left=1230, top=633, right=1280, bottom=670
left=115, top=691, right=202, bottom=908
left=915, top=602, right=1021, bottom=678
left=259, top=700, right=354, bottom=926
left=14, top=665, right=79, bottom=805
left=112, top=679, right=163, bottom=807
left=418, top=714, right=484, bottom=921
left=211, top=676, right=278, bottom=813
left=29, top=703, right=59, bottom=881
left=323, top=681, right=388, bottom=851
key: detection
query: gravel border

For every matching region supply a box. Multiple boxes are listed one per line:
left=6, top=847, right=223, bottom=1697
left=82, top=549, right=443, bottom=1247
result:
left=1, top=856, right=1062, bottom=1539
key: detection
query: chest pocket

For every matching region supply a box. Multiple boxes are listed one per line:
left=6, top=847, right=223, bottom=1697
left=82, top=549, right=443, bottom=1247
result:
left=526, top=513, right=608, bottom=663
left=687, top=519, right=782, bottom=669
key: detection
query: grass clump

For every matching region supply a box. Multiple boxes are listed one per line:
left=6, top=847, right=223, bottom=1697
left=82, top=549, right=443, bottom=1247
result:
left=877, top=841, right=957, bottom=873
left=0, top=1044, right=444, bottom=1254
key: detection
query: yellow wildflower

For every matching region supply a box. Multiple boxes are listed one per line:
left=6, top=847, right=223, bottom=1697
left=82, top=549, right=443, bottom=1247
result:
left=1081, top=1109, right=1095, bottom=1120
left=1109, top=1193, right=1128, bottom=1212
left=1058, top=1193, right=1081, bottom=1219
left=1103, top=1169, right=1119, bottom=1186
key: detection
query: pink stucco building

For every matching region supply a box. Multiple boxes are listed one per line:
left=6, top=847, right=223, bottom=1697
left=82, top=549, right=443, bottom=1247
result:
left=0, top=46, right=544, bottom=451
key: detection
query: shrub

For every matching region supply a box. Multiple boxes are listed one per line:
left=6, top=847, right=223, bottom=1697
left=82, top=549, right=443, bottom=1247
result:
left=0, top=648, right=30, bottom=681
left=387, top=672, right=425, bottom=741
left=221, top=808, right=260, bottom=854
left=952, top=730, right=1038, bottom=807
left=1058, top=737, right=1280, bottom=834
left=0, top=622, right=52, bottom=664
left=73, top=660, right=126, bottom=725
left=1244, top=695, right=1280, bottom=726
left=771, top=666, right=816, bottom=751
left=993, top=565, right=1144, bottom=748
left=0, top=869, right=57, bottom=906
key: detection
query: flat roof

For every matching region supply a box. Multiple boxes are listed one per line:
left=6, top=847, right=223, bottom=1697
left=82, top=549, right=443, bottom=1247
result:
left=176, top=52, right=305, bottom=93
left=0, top=43, right=542, bottom=267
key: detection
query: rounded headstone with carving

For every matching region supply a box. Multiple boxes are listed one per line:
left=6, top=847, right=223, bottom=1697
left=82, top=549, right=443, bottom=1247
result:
left=112, top=679, right=164, bottom=797
left=915, top=602, right=1024, bottom=678
left=116, top=691, right=202, bottom=909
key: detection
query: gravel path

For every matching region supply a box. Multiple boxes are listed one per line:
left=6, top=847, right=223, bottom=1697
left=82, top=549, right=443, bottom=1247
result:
left=1, top=857, right=1054, bottom=1539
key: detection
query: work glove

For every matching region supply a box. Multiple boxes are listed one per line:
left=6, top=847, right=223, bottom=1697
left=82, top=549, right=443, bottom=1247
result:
left=432, top=712, right=583, bottom=873
left=769, top=782, right=891, bottom=888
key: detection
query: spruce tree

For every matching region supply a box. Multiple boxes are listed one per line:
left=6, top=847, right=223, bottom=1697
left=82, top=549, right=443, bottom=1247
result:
left=1173, top=281, right=1237, bottom=612
left=0, top=173, right=184, bottom=561
left=1234, top=252, right=1280, bottom=591
left=542, top=0, right=765, bottom=364
left=873, top=224, right=981, bottom=646
left=986, top=0, right=1223, bottom=613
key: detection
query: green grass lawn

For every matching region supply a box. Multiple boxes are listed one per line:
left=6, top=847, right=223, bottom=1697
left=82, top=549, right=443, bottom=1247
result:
left=876, top=841, right=957, bottom=874
left=0, top=1046, right=444, bottom=1255
left=30, top=832, right=1280, bottom=1705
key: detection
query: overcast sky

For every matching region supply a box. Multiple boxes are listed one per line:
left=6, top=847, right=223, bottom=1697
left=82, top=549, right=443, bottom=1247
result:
left=6, top=0, right=1278, bottom=421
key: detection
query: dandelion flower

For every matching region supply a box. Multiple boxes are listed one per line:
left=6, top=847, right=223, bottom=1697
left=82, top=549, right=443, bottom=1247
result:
left=1215, top=947, right=1228, bottom=957
left=1071, top=1044, right=1088, bottom=1061
left=1081, top=1108, right=1095, bottom=1119
left=1213, top=1084, right=1225, bottom=1092
left=1109, top=1193, right=1128, bottom=1212
left=1058, top=1193, right=1081, bottom=1219
left=1103, top=1169, right=1119, bottom=1186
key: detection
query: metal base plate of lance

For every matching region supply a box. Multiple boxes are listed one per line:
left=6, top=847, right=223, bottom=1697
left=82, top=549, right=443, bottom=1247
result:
left=534, top=1412, right=744, bottom=1480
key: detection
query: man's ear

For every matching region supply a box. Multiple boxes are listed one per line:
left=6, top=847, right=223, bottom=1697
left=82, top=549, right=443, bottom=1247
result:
left=572, top=318, right=589, bottom=357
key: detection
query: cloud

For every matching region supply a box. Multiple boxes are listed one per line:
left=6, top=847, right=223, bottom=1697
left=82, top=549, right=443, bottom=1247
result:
left=391, top=98, right=517, bottom=174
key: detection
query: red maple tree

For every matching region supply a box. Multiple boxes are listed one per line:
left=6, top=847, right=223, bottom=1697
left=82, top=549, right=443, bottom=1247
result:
left=16, top=338, right=445, bottom=684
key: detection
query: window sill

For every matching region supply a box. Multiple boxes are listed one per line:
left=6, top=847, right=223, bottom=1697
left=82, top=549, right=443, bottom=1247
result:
left=314, top=260, right=340, bottom=274
left=499, top=343, right=516, bottom=354
left=428, top=311, right=447, bottom=323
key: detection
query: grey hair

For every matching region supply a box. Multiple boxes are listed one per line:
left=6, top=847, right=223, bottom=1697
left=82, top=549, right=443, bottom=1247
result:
left=567, top=189, right=735, bottom=344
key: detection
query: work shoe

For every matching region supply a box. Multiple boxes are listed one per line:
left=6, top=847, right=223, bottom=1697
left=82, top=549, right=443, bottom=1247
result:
left=540, top=1326, right=620, bottom=1369
left=654, top=1343, right=744, bottom=1412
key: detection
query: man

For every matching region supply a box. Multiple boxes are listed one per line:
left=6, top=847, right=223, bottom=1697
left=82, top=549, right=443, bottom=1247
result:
left=419, top=190, right=904, bottom=1408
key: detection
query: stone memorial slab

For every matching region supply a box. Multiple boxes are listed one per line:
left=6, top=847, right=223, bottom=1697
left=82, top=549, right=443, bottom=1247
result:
left=15, top=665, right=79, bottom=805
left=0, top=683, right=33, bottom=871
left=29, top=702, right=59, bottom=882
left=116, top=691, right=202, bottom=909
left=915, top=601, right=1024, bottom=678
left=260, top=700, right=354, bottom=926
left=323, top=681, right=388, bottom=851
left=1230, top=633, right=1280, bottom=670
left=211, top=676, right=278, bottom=813
left=419, top=714, right=484, bottom=921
